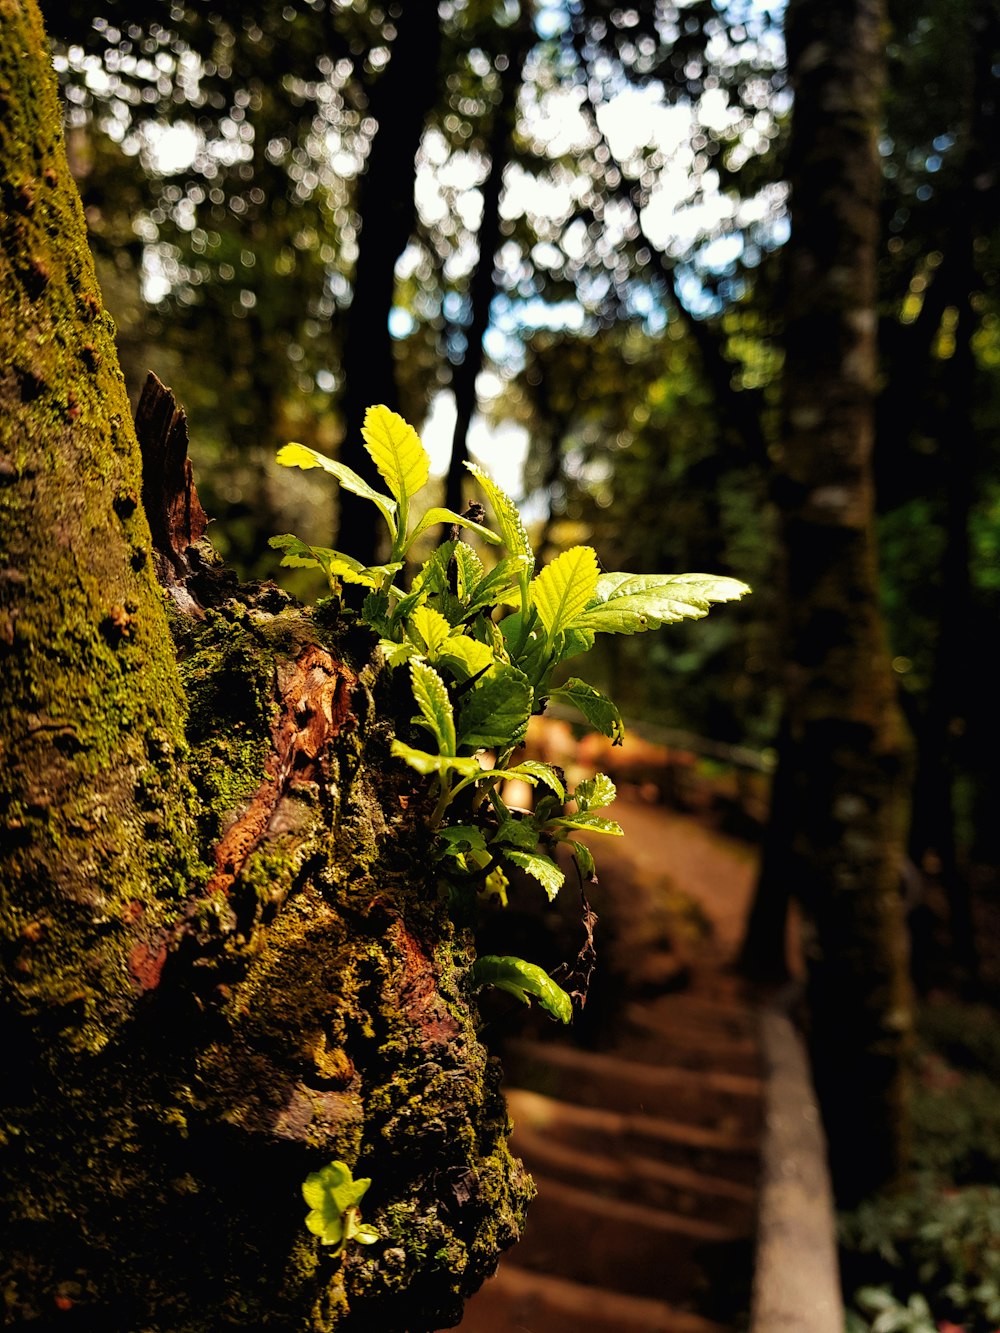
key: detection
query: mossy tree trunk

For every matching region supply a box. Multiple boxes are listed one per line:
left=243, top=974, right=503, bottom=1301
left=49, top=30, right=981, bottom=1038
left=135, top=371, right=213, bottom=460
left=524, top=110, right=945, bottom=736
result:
left=747, top=0, right=913, bottom=1205
left=0, top=4, right=530, bottom=1328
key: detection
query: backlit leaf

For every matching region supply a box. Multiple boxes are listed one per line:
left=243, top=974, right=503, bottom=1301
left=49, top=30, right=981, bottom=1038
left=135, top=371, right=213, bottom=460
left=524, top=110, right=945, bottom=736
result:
left=436, top=634, right=496, bottom=682
left=378, top=639, right=418, bottom=669
left=553, top=812, right=623, bottom=837
left=530, top=546, right=600, bottom=641
left=408, top=604, right=452, bottom=657
left=573, top=572, right=751, bottom=635
left=453, top=542, right=486, bottom=599
left=408, top=507, right=500, bottom=548
left=390, top=740, right=482, bottom=778
left=409, top=659, right=456, bottom=756
left=302, top=1161, right=371, bottom=1250
left=505, top=760, right=566, bottom=802
left=276, top=443, right=397, bottom=536
left=360, top=405, right=430, bottom=508
left=574, top=773, right=617, bottom=812
left=465, top=462, right=534, bottom=567
left=269, top=536, right=400, bottom=589
left=502, top=848, right=565, bottom=900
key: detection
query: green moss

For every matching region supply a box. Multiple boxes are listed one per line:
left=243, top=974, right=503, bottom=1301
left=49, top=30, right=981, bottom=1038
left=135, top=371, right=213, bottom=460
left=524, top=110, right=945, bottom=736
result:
left=0, top=0, right=198, bottom=1056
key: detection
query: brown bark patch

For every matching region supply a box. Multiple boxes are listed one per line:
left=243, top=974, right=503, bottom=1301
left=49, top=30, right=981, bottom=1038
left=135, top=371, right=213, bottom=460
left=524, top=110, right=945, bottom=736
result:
left=204, top=645, right=356, bottom=898
left=128, top=938, right=169, bottom=991
left=391, top=920, right=462, bottom=1052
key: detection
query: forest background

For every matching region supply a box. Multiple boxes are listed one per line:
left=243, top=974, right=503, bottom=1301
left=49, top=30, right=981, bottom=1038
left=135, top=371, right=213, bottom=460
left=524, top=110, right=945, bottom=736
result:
left=46, top=0, right=1000, bottom=1206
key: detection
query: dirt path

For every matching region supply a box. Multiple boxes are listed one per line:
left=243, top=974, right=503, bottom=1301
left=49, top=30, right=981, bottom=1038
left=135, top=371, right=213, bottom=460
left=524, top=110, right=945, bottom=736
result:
left=456, top=799, right=764, bottom=1333
left=608, top=800, right=759, bottom=959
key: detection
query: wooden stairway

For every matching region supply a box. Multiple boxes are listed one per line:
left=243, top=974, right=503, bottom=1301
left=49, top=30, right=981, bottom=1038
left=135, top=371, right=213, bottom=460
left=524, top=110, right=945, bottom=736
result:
left=456, top=983, right=763, bottom=1332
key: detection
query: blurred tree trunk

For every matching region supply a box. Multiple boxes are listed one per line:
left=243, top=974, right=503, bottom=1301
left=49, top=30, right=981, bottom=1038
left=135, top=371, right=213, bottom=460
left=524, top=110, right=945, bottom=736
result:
left=0, top=5, right=529, bottom=1327
left=337, top=0, right=443, bottom=564
left=444, top=26, right=530, bottom=516
left=904, top=0, right=997, bottom=990
left=744, top=0, right=913, bottom=1205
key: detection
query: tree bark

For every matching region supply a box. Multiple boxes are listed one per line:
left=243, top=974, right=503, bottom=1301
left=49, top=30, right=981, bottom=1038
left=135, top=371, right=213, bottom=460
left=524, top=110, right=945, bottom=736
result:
left=336, top=0, right=443, bottom=565
left=443, top=29, right=530, bottom=516
left=752, top=0, right=913, bottom=1204
left=0, top=5, right=529, bottom=1327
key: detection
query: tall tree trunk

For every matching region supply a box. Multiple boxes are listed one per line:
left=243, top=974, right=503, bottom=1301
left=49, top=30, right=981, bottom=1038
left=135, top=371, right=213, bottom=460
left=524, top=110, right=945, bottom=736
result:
left=756, top=0, right=913, bottom=1205
left=444, top=30, right=529, bottom=516
left=905, top=0, right=994, bottom=989
left=337, top=0, right=443, bottom=565
left=0, top=6, right=529, bottom=1327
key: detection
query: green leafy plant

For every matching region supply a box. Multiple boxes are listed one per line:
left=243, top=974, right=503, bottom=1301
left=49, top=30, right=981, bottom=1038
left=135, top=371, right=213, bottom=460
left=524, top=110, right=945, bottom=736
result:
left=845, top=1287, right=938, bottom=1333
left=302, top=1161, right=379, bottom=1254
left=273, top=405, right=749, bottom=1021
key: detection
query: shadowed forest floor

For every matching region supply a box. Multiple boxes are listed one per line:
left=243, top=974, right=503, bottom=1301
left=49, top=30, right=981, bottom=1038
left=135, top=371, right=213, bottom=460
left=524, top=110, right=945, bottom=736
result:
left=457, top=776, right=767, bottom=1333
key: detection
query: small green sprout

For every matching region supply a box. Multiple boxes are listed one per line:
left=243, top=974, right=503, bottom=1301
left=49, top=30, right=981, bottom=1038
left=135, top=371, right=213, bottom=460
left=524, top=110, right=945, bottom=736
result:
left=302, top=1161, right=379, bottom=1253
left=274, top=405, right=750, bottom=1021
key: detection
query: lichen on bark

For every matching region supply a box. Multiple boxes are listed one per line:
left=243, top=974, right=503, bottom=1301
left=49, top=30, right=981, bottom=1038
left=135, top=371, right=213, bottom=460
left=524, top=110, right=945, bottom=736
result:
left=0, top=3, right=531, bottom=1326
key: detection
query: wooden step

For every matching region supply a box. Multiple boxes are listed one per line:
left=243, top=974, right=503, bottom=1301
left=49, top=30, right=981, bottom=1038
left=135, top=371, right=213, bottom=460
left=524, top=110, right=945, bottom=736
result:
left=613, top=1026, right=760, bottom=1079
left=621, top=1000, right=760, bottom=1063
left=457, top=1265, right=730, bottom=1333
left=513, top=1175, right=745, bottom=1301
left=507, top=1087, right=760, bottom=1185
left=510, top=1122, right=756, bottom=1229
left=628, top=993, right=758, bottom=1039
left=505, top=1039, right=763, bottom=1137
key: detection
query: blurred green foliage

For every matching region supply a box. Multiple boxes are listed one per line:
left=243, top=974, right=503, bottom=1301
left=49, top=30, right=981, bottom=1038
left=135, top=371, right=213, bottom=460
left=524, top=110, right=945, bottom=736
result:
left=843, top=1001, right=1000, bottom=1331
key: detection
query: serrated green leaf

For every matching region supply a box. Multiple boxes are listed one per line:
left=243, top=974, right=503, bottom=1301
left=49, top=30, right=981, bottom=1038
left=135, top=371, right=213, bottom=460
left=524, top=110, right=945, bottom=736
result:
left=436, top=824, right=489, bottom=854
left=360, top=405, right=429, bottom=509
left=390, top=740, right=483, bottom=778
left=494, top=816, right=539, bottom=851
left=409, top=659, right=456, bottom=756
left=457, top=664, right=532, bottom=750
left=553, top=812, right=623, bottom=837
left=469, top=955, right=572, bottom=1023
left=276, top=443, right=398, bottom=536
left=503, top=849, right=565, bottom=900
left=268, top=535, right=399, bottom=589
left=408, top=604, right=452, bottom=657
left=547, top=677, right=625, bottom=745
left=378, top=639, right=418, bottom=669
left=573, top=572, right=751, bottom=635
left=505, top=760, right=566, bottom=802
left=574, top=773, right=617, bottom=812
left=453, top=542, right=486, bottom=599
left=530, top=546, right=600, bottom=642
left=407, top=506, right=500, bottom=550
left=465, top=555, right=534, bottom=616
left=436, top=634, right=496, bottom=682
left=361, top=591, right=392, bottom=636
left=465, top=462, right=534, bottom=567
left=412, top=540, right=456, bottom=596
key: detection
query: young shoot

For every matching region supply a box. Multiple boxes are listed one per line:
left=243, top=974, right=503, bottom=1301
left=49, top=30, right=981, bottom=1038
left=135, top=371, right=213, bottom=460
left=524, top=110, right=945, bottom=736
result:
left=273, top=405, right=749, bottom=1023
